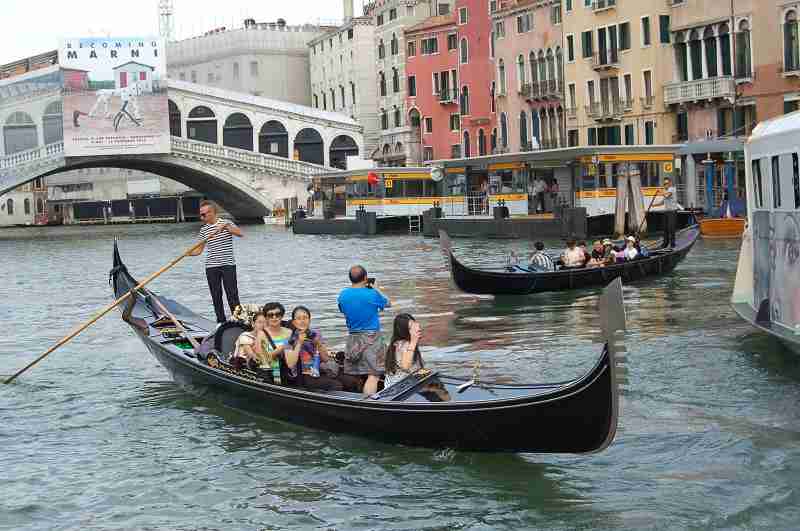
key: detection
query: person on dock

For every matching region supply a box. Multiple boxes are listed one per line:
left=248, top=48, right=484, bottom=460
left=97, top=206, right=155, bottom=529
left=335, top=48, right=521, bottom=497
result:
left=533, top=176, right=547, bottom=213
left=653, top=177, right=678, bottom=248
left=189, top=200, right=244, bottom=323
left=529, top=242, right=555, bottom=272
left=338, top=265, right=392, bottom=395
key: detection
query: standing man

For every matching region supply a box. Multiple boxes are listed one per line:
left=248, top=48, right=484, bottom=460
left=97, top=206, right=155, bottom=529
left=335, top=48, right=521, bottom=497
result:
left=654, top=177, right=678, bottom=248
left=338, top=265, right=392, bottom=396
left=533, top=176, right=547, bottom=213
left=189, top=200, right=244, bottom=323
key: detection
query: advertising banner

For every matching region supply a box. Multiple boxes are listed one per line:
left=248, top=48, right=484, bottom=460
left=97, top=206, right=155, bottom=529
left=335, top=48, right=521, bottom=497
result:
left=59, top=37, right=170, bottom=156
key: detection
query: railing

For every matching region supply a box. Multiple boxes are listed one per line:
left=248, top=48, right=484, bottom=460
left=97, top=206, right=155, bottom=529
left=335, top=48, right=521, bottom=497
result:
left=641, top=95, right=656, bottom=109
left=566, top=107, right=577, bottom=118
left=585, top=101, right=623, bottom=120
left=592, top=0, right=616, bottom=11
left=663, top=77, right=735, bottom=105
left=438, top=88, right=458, bottom=103
left=0, top=141, right=64, bottom=170
left=622, top=98, right=634, bottom=111
left=591, top=51, right=619, bottom=70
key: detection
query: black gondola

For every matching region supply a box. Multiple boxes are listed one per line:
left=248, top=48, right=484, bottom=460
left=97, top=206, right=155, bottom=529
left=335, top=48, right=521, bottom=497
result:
left=439, top=225, right=700, bottom=296
left=110, top=242, right=626, bottom=453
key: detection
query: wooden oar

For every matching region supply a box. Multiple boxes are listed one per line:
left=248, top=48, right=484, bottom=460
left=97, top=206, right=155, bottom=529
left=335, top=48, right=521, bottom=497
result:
left=4, top=223, right=228, bottom=384
left=146, top=290, right=201, bottom=351
left=635, top=190, right=660, bottom=237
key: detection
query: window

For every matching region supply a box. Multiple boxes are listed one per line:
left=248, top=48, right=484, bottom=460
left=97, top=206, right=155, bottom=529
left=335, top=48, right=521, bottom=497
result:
left=422, top=37, right=439, bottom=55
left=379, top=71, right=386, bottom=96
left=460, top=86, right=470, bottom=115
left=6, top=198, right=13, bottom=215
left=451, top=144, right=462, bottom=159
left=736, top=20, right=752, bottom=77
left=568, top=129, right=579, bottom=146
left=588, top=128, right=597, bottom=146
left=450, top=113, right=460, bottom=131
left=191, top=70, right=197, bottom=83
left=676, top=112, right=688, bottom=141
left=331, top=89, right=336, bottom=110
left=24, top=198, right=30, bottom=215
left=624, top=74, right=632, bottom=104
left=391, top=34, right=399, bottom=55
left=643, top=70, right=653, bottom=99
left=500, top=113, right=508, bottom=147
left=772, top=156, right=782, bottom=208
left=394, top=107, right=401, bottom=127
left=232, top=63, right=239, bottom=80
left=498, top=59, right=506, bottom=95
left=786, top=12, right=799, bottom=72
left=378, top=39, right=385, bottom=59
left=582, top=31, right=593, bottom=58
left=517, top=12, right=532, bottom=33
left=448, top=33, right=457, bottom=50
left=323, top=92, right=327, bottom=110
left=423, top=146, right=434, bottom=161
left=478, top=129, right=486, bottom=155
left=568, top=83, right=576, bottom=109
left=620, top=22, right=630, bottom=50
left=341, top=85, right=346, bottom=108
left=381, top=110, right=388, bottom=129
left=459, top=7, right=468, bottom=24
left=348, top=29, right=353, bottom=40
left=642, top=17, right=651, bottom=46
left=587, top=80, right=596, bottom=104
left=495, top=21, right=505, bottom=38
left=490, top=31, right=496, bottom=58
left=793, top=153, right=800, bottom=208
left=408, top=41, right=416, bottom=57
left=392, top=68, right=400, bottom=92
left=433, top=72, right=440, bottom=94
left=551, top=4, right=562, bottom=25
left=351, top=82, right=356, bottom=105
left=377, top=13, right=384, bottom=25
left=644, top=120, right=654, bottom=145
left=314, top=94, right=319, bottom=108
left=517, top=55, right=527, bottom=89
left=408, top=75, right=417, bottom=96
left=786, top=99, right=800, bottom=114
left=390, top=7, right=397, bottom=20
left=250, top=61, right=259, bottom=77
left=439, top=2, right=450, bottom=15
left=753, top=159, right=764, bottom=207
left=659, top=15, right=671, bottom=44
left=567, top=35, right=575, bottom=61
left=460, top=38, right=469, bottom=64
left=207, top=72, right=214, bottom=83
left=625, top=124, right=634, bottom=145
left=179, top=72, right=186, bottom=81
left=566, top=0, right=573, bottom=11
left=425, top=117, right=433, bottom=133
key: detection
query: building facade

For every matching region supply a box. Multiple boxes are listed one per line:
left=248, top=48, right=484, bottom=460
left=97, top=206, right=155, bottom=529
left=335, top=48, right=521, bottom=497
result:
left=167, top=20, right=333, bottom=106
left=309, top=13, right=380, bottom=165
left=493, top=0, right=565, bottom=154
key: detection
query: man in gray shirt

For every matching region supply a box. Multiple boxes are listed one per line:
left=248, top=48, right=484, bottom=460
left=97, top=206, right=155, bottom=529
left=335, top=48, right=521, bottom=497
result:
left=654, top=177, right=678, bottom=248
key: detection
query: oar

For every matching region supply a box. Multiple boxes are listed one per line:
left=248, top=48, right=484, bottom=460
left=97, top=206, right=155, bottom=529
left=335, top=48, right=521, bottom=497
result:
left=4, top=223, right=228, bottom=384
left=147, top=289, right=202, bottom=351
left=635, top=190, right=660, bottom=238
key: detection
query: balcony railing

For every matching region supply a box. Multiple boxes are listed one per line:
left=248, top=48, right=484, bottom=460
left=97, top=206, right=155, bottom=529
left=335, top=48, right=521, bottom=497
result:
left=566, top=107, right=577, bottom=119
left=663, top=77, right=735, bottom=105
left=641, top=95, right=656, bottom=109
left=438, top=88, right=458, bottom=104
left=591, top=51, right=619, bottom=71
left=622, top=98, right=634, bottom=111
left=586, top=101, right=623, bottom=121
left=592, top=0, right=616, bottom=12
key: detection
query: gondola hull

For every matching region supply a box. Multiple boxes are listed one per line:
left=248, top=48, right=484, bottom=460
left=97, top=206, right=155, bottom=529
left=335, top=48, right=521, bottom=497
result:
left=440, top=226, right=699, bottom=296
left=111, top=244, right=625, bottom=453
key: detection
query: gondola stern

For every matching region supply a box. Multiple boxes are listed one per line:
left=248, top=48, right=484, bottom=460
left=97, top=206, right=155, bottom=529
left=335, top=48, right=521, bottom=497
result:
left=593, top=277, right=626, bottom=452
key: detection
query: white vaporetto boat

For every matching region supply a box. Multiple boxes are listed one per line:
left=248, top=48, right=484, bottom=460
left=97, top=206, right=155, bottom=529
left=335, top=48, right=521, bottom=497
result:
left=731, top=112, right=800, bottom=354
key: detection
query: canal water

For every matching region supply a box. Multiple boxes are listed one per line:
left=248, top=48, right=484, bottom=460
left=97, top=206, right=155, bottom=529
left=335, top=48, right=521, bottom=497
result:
left=1, top=224, right=799, bottom=530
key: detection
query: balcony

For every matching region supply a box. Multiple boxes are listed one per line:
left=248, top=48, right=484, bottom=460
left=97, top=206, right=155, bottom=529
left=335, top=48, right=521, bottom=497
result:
left=541, top=80, right=562, bottom=99
left=591, top=51, right=620, bottom=71
left=592, top=0, right=616, bottom=12
left=566, top=107, right=577, bottom=119
left=438, top=88, right=458, bottom=104
left=622, top=98, right=634, bottom=111
left=663, top=77, right=735, bottom=105
left=586, top=101, right=623, bottom=121
left=641, top=95, right=655, bottom=109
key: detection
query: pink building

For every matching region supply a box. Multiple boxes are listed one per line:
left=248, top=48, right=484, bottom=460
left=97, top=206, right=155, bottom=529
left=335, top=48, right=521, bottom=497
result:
left=455, top=0, right=496, bottom=158
left=493, top=0, right=565, bottom=153
left=405, top=14, right=461, bottom=161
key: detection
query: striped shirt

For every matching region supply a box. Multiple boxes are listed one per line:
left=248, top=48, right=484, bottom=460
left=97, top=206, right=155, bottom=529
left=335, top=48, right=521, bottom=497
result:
left=529, top=251, right=555, bottom=272
left=199, top=219, right=236, bottom=268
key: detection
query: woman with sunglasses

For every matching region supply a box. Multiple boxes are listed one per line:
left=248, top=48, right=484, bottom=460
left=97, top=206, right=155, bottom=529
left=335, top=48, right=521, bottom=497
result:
left=256, top=302, right=293, bottom=384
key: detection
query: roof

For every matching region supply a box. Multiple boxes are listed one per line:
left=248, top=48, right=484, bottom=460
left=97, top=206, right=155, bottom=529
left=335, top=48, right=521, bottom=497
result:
left=167, top=79, right=360, bottom=128
left=749, top=110, right=800, bottom=142
left=112, top=61, right=156, bottom=71
left=405, top=14, right=457, bottom=35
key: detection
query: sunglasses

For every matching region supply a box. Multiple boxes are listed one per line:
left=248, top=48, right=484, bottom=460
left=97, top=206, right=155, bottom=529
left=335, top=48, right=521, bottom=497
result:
left=265, top=311, right=284, bottom=318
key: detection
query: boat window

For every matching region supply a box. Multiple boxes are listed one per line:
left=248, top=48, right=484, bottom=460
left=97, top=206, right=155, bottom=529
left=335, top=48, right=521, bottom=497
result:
left=424, top=179, right=444, bottom=197
left=447, top=172, right=467, bottom=196
left=405, top=179, right=424, bottom=197
left=753, top=159, right=764, bottom=208
left=793, top=154, right=800, bottom=208
left=385, top=179, right=403, bottom=198
left=772, top=156, right=782, bottom=208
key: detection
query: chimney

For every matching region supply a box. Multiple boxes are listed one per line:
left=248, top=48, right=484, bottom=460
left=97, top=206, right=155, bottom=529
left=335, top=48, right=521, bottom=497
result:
left=343, top=0, right=354, bottom=21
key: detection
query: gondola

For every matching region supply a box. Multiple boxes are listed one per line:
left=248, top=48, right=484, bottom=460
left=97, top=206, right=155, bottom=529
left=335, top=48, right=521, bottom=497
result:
left=439, top=225, right=700, bottom=296
left=110, top=242, right=626, bottom=454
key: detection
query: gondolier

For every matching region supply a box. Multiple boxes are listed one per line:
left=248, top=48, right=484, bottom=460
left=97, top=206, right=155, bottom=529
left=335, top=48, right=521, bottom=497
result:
left=189, top=200, right=244, bottom=323
left=338, top=265, right=392, bottom=396
left=653, top=177, right=678, bottom=248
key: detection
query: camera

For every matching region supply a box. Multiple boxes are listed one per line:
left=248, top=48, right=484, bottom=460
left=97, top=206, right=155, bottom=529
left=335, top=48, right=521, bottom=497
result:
left=366, top=277, right=376, bottom=288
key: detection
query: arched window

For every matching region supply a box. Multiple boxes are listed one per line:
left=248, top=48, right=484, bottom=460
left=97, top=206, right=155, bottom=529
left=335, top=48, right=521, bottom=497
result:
left=329, top=135, right=359, bottom=170
left=331, top=88, right=336, bottom=110
left=704, top=27, right=718, bottom=78
left=294, top=128, right=324, bottom=165
left=391, top=33, right=399, bottom=55
left=24, top=198, right=31, bottom=215
left=3, top=111, right=37, bottom=155
left=43, top=101, right=63, bottom=144
left=394, top=106, right=401, bottom=127
left=500, top=113, right=508, bottom=148
left=689, top=29, right=703, bottom=80
left=460, top=86, right=470, bottom=116
left=379, top=71, right=386, bottom=96
left=517, top=55, right=526, bottom=91
left=674, top=32, right=689, bottom=82
left=498, top=59, right=506, bottom=95
left=36, top=198, right=44, bottom=214
left=491, top=128, right=498, bottom=153
left=378, top=39, right=385, bottom=59
left=549, top=108, right=558, bottom=147
left=222, top=113, right=253, bottom=151
left=556, top=107, right=565, bottom=146
left=392, top=68, right=400, bottom=93
left=463, top=130, right=471, bottom=158
left=187, top=106, right=217, bottom=144
left=736, top=20, right=751, bottom=78
left=531, top=110, right=540, bottom=146
left=538, top=51, right=547, bottom=83
left=719, top=23, right=732, bottom=76
left=540, top=110, right=549, bottom=145
left=786, top=11, right=799, bottom=72
left=556, top=47, right=564, bottom=87
left=381, top=109, right=389, bottom=130
left=546, top=49, right=556, bottom=88
left=259, top=120, right=288, bottom=157
left=519, top=111, right=529, bottom=149
left=490, top=81, right=496, bottom=113
left=529, top=51, right=538, bottom=88
left=6, top=198, right=13, bottom=215
left=168, top=100, right=181, bottom=137
left=460, top=38, right=469, bottom=64
left=478, top=129, right=486, bottom=156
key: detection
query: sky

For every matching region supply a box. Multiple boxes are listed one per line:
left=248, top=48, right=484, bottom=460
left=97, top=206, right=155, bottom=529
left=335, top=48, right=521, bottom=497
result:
left=0, top=0, right=366, bottom=65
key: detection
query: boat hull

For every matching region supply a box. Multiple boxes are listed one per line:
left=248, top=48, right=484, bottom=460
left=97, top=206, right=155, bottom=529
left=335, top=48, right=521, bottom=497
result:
left=699, top=218, right=745, bottom=239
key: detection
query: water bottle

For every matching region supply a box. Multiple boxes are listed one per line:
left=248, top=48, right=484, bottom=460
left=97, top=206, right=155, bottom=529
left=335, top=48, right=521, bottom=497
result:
left=271, top=357, right=281, bottom=384
left=311, top=354, right=321, bottom=378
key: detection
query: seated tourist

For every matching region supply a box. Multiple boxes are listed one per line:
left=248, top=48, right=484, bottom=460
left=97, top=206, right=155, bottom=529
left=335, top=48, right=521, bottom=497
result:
left=284, top=306, right=344, bottom=392
left=384, top=314, right=425, bottom=388
left=560, top=239, right=585, bottom=269
left=232, top=311, right=266, bottom=366
left=601, top=239, right=616, bottom=265
left=586, top=240, right=606, bottom=268
left=257, top=302, right=293, bottom=384
left=577, top=240, right=591, bottom=266
left=528, top=241, right=555, bottom=272
left=623, top=236, right=639, bottom=261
